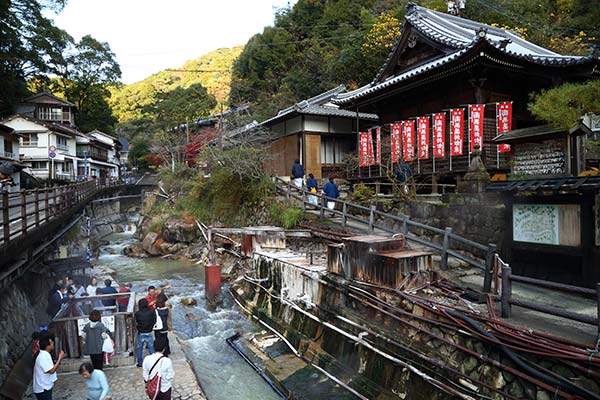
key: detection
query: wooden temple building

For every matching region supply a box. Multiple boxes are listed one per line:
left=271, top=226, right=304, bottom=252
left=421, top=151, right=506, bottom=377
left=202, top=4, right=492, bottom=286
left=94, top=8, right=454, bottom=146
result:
left=259, top=85, right=378, bottom=180
left=332, top=3, right=600, bottom=185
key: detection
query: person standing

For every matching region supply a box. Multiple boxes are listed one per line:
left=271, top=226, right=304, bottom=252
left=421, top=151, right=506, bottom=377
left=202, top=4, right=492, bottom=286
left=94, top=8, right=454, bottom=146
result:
left=153, top=294, right=172, bottom=357
left=79, top=362, right=111, bottom=400
left=86, top=277, right=98, bottom=297
left=100, top=279, right=117, bottom=308
left=135, top=298, right=156, bottom=367
left=306, top=173, right=319, bottom=206
left=33, top=336, right=65, bottom=400
left=82, top=310, right=112, bottom=370
left=117, top=282, right=131, bottom=312
left=145, top=286, right=157, bottom=311
left=322, top=176, right=340, bottom=214
left=143, top=336, right=174, bottom=400
left=291, top=159, right=305, bottom=189
left=46, top=284, right=70, bottom=318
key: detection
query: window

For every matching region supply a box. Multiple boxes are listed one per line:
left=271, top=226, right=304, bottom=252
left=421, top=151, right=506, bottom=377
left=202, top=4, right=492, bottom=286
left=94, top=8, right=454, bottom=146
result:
left=31, top=161, right=47, bottom=169
left=22, top=133, right=39, bottom=146
left=38, top=107, right=63, bottom=121
left=320, top=136, right=354, bottom=164
left=56, top=136, right=68, bottom=150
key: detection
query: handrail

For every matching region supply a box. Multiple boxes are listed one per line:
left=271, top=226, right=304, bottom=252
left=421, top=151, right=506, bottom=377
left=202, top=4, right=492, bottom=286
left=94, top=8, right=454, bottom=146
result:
left=500, top=264, right=599, bottom=339
left=0, top=178, right=120, bottom=248
left=273, top=177, right=497, bottom=289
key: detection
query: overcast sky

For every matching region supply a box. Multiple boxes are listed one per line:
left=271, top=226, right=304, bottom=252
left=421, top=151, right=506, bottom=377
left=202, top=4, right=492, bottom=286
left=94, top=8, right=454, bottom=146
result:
left=52, top=0, right=293, bottom=84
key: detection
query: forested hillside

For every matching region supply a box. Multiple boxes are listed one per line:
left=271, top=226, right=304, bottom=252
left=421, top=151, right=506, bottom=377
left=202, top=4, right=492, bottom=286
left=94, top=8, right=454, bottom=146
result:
left=110, top=46, right=243, bottom=138
left=230, top=0, right=599, bottom=121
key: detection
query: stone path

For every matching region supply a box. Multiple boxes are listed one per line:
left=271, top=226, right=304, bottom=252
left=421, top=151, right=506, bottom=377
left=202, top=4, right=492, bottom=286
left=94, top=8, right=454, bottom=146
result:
left=27, top=334, right=206, bottom=400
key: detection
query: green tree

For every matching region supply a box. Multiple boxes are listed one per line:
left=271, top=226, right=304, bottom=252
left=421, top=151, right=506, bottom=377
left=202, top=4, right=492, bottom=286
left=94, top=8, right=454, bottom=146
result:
left=0, top=0, right=69, bottom=115
left=528, top=80, right=600, bottom=129
left=128, top=137, right=151, bottom=171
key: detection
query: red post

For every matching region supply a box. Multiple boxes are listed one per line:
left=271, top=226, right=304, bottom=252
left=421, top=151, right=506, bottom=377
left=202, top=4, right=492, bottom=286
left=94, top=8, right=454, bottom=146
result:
left=205, top=226, right=222, bottom=303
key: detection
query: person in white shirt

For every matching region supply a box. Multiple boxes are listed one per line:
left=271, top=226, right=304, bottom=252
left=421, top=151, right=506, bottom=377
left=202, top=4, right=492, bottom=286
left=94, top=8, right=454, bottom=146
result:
left=142, top=336, right=174, bottom=399
left=33, top=336, right=65, bottom=400
left=86, top=277, right=98, bottom=297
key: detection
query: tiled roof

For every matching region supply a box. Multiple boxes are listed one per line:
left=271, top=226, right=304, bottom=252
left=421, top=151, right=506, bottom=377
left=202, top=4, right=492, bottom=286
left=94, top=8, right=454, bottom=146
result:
left=492, top=124, right=591, bottom=143
left=261, top=85, right=377, bottom=126
left=334, top=3, right=597, bottom=106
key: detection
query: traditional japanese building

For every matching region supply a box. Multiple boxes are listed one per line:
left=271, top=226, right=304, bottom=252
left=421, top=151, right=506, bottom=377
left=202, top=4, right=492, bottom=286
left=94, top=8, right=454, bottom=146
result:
left=333, top=3, right=600, bottom=183
left=260, top=85, right=378, bottom=180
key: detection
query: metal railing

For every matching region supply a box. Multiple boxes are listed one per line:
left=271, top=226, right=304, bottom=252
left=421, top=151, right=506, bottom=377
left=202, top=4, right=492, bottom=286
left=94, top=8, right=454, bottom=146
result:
left=274, top=177, right=497, bottom=288
left=0, top=178, right=119, bottom=248
left=1, top=151, right=17, bottom=160
left=498, top=256, right=599, bottom=337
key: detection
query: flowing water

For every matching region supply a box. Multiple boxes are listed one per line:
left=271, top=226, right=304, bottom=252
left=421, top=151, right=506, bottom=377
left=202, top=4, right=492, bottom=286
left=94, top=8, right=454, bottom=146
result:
left=97, top=223, right=281, bottom=400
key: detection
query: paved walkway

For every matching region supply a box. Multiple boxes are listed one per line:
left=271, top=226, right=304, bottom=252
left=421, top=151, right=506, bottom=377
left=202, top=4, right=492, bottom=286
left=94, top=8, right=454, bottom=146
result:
left=27, top=334, right=206, bottom=400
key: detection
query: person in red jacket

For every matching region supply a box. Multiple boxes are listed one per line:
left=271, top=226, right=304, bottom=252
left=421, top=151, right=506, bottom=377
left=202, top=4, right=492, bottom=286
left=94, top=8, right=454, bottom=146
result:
left=117, top=282, right=132, bottom=312
left=145, top=286, right=157, bottom=311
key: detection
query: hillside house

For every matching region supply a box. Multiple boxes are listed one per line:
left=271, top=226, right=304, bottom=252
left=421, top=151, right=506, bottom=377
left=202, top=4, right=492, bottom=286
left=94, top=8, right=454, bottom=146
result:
left=0, top=123, right=22, bottom=191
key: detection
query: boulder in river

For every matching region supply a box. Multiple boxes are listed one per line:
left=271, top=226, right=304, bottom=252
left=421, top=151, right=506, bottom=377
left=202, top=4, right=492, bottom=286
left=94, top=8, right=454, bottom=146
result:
left=161, top=216, right=200, bottom=244
left=180, top=297, right=198, bottom=306
left=142, top=232, right=161, bottom=256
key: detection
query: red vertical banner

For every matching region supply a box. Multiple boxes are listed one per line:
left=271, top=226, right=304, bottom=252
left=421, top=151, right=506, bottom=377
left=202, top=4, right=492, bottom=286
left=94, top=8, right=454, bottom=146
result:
left=391, top=123, right=402, bottom=163
left=359, top=132, right=369, bottom=166
left=450, top=109, right=464, bottom=156
left=497, top=102, right=512, bottom=153
left=433, top=113, right=446, bottom=158
left=417, top=117, right=429, bottom=160
left=367, top=132, right=374, bottom=165
left=403, top=120, right=415, bottom=162
left=469, top=104, right=485, bottom=152
left=375, top=127, right=381, bottom=164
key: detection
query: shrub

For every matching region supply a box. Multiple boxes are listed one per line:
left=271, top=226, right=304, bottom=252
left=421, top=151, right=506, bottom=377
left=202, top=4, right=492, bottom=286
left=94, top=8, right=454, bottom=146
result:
left=270, top=201, right=303, bottom=229
left=351, top=184, right=376, bottom=205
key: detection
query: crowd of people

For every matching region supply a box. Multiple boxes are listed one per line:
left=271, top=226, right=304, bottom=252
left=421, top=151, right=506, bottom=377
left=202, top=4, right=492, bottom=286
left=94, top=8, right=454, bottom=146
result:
left=291, top=159, right=340, bottom=214
left=33, top=278, right=175, bottom=400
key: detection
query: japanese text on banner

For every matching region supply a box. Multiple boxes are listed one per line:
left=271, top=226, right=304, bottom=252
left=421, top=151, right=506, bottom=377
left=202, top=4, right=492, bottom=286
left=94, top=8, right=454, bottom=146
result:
left=469, top=104, right=485, bottom=152
left=375, top=127, right=381, bottom=164
left=450, top=109, right=464, bottom=156
left=391, top=123, right=402, bottom=163
left=433, top=113, right=445, bottom=158
left=359, top=132, right=370, bottom=166
left=417, top=117, right=429, bottom=160
left=403, top=120, right=415, bottom=162
left=497, top=102, right=512, bottom=153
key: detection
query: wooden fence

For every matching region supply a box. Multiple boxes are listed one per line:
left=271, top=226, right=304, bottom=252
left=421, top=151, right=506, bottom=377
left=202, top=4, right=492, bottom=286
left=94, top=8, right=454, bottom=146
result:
left=274, top=177, right=497, bottom=290
left=51, top=292, right=136, bottom=358
left=497, top=256, right=600, bottom=338
left=0, top=178, right=119, bottom=248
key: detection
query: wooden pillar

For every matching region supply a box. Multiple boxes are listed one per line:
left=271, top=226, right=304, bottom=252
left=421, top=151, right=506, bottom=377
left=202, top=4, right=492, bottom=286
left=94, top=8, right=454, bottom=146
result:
left=501, top=265, right=512, bottom=318
left=2, top=191, right=9, bottom=242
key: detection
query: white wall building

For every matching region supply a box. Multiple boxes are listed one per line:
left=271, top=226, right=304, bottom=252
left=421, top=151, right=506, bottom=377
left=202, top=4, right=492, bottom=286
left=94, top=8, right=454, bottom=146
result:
left=0, top=123, right=22, bottom=191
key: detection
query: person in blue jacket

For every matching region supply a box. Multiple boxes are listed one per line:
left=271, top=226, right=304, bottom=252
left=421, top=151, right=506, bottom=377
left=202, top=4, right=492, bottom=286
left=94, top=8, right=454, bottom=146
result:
left=291, top=159, right=305, bottom=189
left=322, top=176, right=339, bottom=214
left=306, top=173, right=318, bottom=206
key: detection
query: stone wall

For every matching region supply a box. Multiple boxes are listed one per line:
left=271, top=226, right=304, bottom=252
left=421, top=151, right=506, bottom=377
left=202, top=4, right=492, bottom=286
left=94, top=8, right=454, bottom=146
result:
left=379, top=193, right=507, bottom=254
left=0, top=272, right=52, bottom=388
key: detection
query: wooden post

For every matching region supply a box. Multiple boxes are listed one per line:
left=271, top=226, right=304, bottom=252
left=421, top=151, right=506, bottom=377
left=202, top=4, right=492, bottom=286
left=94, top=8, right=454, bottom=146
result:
left=501, top=265, right=512, bottom=318
left=20, top=190, right=27, bottom=234
left=342, top=202, right=347, bottom=227
left=402, top=216, right=409, bottom=237
left=2, top=191, right=9, bottom=242
left=302, top=190, right=306, bottom=211
left=44, top=189, right=49, bottom=223
left=286, top=183, right=291, bottom=205
left=34, top=190, right=40, bottom=226
left=483, top=243, right=496, bottom=293
left=369, top=205, right=375, bottom=233
left=320, top=196, right=325, bottom=220
left=483, top=244, right=497, bottom=293
left=440, top=227, right=452, bottom=270
left=597, top=283, right=600, bottom=341
left=52, top=188, right=57, bottom=216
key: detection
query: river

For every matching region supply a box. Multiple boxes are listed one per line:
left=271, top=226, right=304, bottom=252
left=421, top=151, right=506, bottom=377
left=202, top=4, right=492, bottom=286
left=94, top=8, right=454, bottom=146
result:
left=97, top=224, right=281, bottom=400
